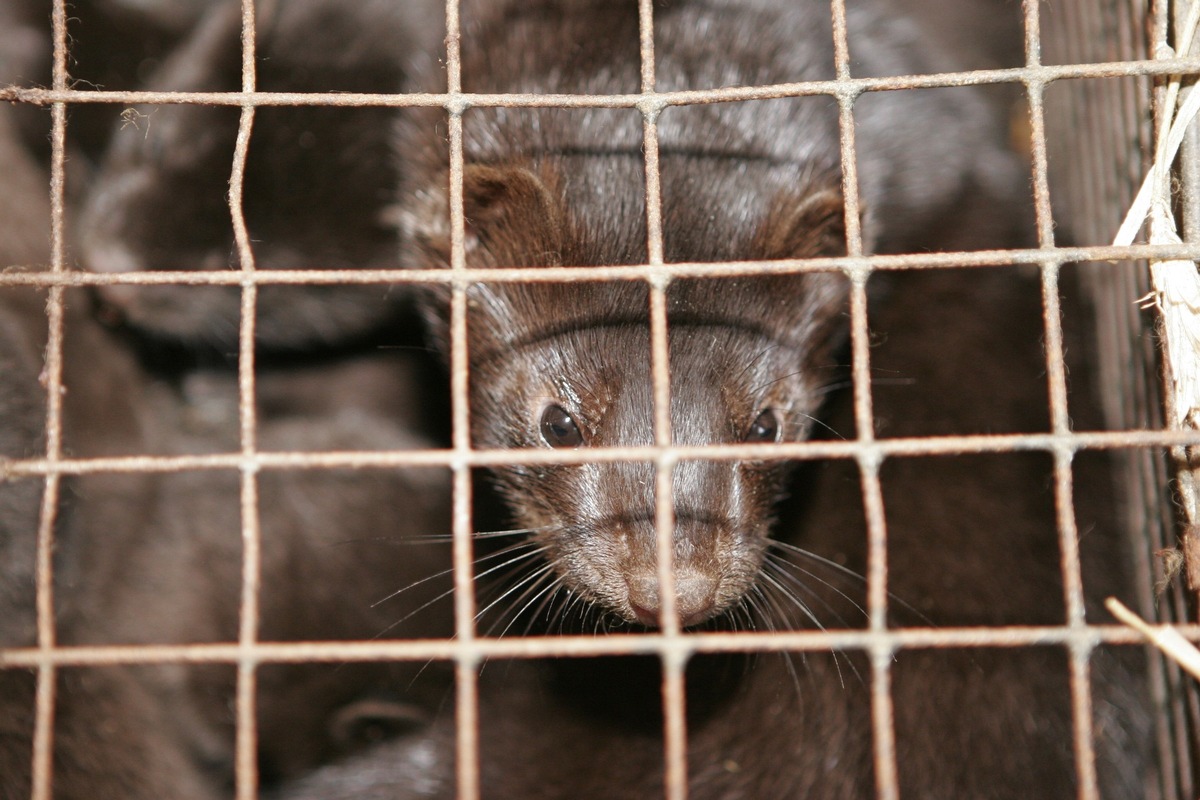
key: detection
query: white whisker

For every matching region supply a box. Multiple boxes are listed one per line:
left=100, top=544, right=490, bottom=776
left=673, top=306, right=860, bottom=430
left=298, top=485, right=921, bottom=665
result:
left=477, top=561, right=560, bottom=633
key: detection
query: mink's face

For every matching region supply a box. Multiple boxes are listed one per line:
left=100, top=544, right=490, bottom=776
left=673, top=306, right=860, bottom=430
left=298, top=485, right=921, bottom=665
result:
left=466, top=286, right=839, bottom=628
left=403, top=160, right=848, bottom=628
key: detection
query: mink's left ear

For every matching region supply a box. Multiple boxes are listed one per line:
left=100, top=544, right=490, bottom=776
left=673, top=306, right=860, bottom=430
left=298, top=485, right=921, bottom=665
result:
left=752, top=181, right=851, bottom=260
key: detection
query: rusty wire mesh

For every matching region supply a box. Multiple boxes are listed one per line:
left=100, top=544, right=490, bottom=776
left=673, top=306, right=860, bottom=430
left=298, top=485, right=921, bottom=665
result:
left=0, top=0, right=1197, bottom=798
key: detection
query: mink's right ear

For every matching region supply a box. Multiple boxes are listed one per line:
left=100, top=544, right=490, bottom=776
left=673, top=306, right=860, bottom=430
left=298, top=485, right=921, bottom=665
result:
left=461, top=164, right=567, bottom=265
left=398, top=163, right=567, bottom=272
left=396, top=163, right=569, bottom=353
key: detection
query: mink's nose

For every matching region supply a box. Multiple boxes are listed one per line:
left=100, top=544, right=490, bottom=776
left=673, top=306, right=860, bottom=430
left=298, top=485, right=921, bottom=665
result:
left=628, top=574, right=718, bottom=628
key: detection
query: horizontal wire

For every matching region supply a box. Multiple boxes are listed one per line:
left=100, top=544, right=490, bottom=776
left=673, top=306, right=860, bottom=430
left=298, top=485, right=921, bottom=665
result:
left=0, top=622, right=1182, bottom=669
left=3, top=428, right=1199, bottom=479
left=0, top=243, right=1195, bottom=287
left=3, top=55, right=1200, bottom=109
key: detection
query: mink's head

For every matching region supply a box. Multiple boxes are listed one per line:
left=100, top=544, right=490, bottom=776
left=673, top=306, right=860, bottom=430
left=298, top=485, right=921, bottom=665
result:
left=401, top=159, right=849, bottom=628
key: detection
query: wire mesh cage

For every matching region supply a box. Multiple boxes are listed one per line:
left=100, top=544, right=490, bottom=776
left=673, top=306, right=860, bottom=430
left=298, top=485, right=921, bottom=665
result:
left=0, top=0, right=1196, bottom=798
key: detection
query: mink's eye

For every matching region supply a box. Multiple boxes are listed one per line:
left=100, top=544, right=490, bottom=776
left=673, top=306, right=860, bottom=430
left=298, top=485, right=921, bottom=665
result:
left=744, top=409, right=781, bottom=443
left=539, top=404, right=584, bottom=448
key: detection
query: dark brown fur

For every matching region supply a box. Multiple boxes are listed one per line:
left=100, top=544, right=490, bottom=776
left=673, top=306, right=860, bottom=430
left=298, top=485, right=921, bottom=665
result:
left=50, top=350, right=456, bottom=789
left=406, top=159, right=849, bottom=625
left=1, top=83, right=455, bottom=797
left=273, top=264, right=1151, bottom=800
left=2, top=1, right=1152, bottom=797
left=2, top=312, right=457, bottom=798
left=75, top=0, right=443, bottom=351
left=0, top=68, right=229, bottom=796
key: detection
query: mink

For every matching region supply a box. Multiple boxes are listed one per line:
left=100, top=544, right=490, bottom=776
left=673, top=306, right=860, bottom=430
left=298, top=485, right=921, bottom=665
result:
left=393, top=0, right=1031, bottom=630
left=270, top=265, right=1151, bottom=799
left=74, top=0, right=443, bottom=351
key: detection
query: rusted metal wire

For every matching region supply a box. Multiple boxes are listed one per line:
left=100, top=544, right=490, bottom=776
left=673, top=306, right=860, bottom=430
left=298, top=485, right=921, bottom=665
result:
left=229, top=1, right=264, bottom=797
left=5, top=56, right=1200, bottom=109
left=1041, top=0, right=1199, bottom=797
left=1021, top=0, right=1105, bottom=789
left=441, top=3, right=484, bottom=798
left=28, top=0, right=71, bottom=795
left=634, top=0, right=691, bottom=794
left=0, top=622, right=1185, bottom=672
left=827, top=0, right=901, bottom=793
left=6, top=243, right=1200, bottom=287
left=7, top=428, right=1200, bottom=480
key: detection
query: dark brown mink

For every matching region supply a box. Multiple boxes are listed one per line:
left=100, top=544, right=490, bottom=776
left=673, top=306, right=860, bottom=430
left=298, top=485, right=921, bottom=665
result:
left=269, top=263, right=1152, bottom=800
left=2, top=291, right=457, bottom=798
left=1, top=0, right=243, bottom=197
left=394, top=0, right=1031, bottom=629
left=0, top=90, right=230, bottom=799
left=2, top=92, right=457, bottom=794
left=49, top=350, right=458, bottom=790
left=276, top=1, right=1147, bottom=796
left=0, top=306, right=451, bottom=800
left=1, top=4, right=458, bottom=791
left=74, top=0, right=444, bottom=352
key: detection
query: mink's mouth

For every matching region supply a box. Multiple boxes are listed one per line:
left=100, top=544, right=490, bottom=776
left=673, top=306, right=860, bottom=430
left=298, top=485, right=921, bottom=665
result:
left=552, top=535, right=762, bottom=632
left=628, top=603, right=717, bottom=629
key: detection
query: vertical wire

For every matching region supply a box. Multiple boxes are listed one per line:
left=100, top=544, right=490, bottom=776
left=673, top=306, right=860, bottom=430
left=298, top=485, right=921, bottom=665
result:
left=445, top=3, right=482, bottom=799
left=30, top=1, right=70, bottom=797
left=1024, top=0, right=1057, bottom=251
left=638, top=3, right=688, bottom=798
left=231, top=1, right=262, bottom=797
left=829, top=1, right=897, bottom=797
left=1044, top=260, right=1101, bottom=800
left=1023, top=1, right=1100, bottom=797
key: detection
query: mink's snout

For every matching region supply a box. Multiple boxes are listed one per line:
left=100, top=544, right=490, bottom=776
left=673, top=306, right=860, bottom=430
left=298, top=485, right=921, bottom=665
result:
left=627, top=570, right=720, bottom=628
left=617, top=508, right=744, bottom=628
left=536, top=473, right=767, bottom=630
